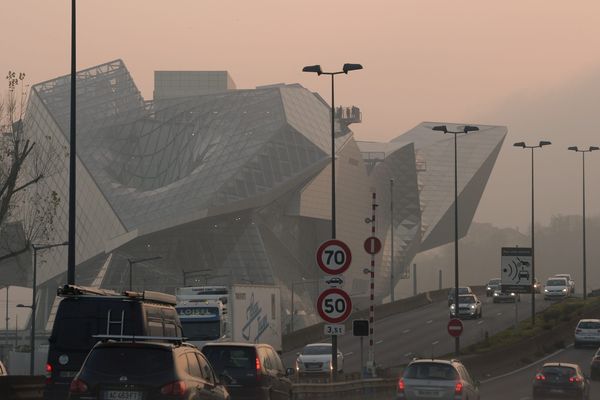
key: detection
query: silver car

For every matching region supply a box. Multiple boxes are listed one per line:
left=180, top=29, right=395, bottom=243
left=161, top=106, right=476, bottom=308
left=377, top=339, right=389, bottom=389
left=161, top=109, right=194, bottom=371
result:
left=397, top=359, right=480, bottom=400
left=450, top=294, right=482, bottom=319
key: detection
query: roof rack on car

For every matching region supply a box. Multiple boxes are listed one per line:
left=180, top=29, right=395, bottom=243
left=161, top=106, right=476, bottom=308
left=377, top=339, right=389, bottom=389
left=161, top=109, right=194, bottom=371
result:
left=57, top=285, right=176, bottom=305
left=93, top=334, right=187, bottom=343
left=58, top=285, right=120, bottom=297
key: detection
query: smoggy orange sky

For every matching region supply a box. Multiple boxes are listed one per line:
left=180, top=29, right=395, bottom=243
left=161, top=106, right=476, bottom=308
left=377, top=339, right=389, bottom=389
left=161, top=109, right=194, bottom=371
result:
left=3, top=0, right=600, bottom=230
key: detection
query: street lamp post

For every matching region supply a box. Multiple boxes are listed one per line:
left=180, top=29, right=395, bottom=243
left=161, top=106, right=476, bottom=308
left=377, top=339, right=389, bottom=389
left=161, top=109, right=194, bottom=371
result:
left=67, top=0, right=77, bottom=285
left=302, top=63, right=362, bottom=377
left=4, top=286, right=8, bottom=349
left=18, top=241, right=69, bottom=375
left=514, top=140, right=551, bottom=324
left=390, top=179, right=395, bottom=303
left=432, top=125, right=479, bottom=356
left=568, top=146, right=599, bottom=299
left=128, top=256, right=162, bottom=291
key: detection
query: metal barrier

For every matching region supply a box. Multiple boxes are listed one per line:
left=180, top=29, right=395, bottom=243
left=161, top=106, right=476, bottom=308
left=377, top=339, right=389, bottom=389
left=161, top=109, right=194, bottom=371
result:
left=292, top=378, right=396, bottom=400
left=0, top=375, right=44, bottom=400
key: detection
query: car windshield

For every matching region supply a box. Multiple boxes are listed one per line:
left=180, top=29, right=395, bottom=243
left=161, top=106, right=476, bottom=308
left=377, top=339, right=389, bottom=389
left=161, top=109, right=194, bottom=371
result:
left=488, top=279, right=501, bottom=285
left=578, top=321, right=600, bottom=329
left=459, top=295, right=475, bottom=304
left=302, top=345, right=331, bottom=355
left=546, top=279, right=566, bottom=286
left=404, top=363, right=458, bottom=380
left=84, top=346, right=173, bottom=375
left=181, top=321, right=221, bottom=341
left=202, top=346, right=255, bottom=372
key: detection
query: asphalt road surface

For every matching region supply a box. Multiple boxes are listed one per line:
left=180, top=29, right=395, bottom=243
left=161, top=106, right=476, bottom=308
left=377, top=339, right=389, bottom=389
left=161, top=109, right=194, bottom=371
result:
left=480, top=345, right=599, bottom=400
left=282, top=293, right=551, bottom=373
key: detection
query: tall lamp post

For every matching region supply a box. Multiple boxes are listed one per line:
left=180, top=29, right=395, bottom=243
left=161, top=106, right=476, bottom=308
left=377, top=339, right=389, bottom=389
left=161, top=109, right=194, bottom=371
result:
left=390, top=179, right=395, bottom=303
left=302, top=63, right=362, bottom=376
left=18, top=241, right=68, bottom=375
left=567, top=146, right=599, bottom=299
left=67, top=0, right=77, bottom=285
left=432, top=125, right=479, bottom=356
left=128, top=256, right=162, bottom=291
left=514, top=140, right=551, bottom=324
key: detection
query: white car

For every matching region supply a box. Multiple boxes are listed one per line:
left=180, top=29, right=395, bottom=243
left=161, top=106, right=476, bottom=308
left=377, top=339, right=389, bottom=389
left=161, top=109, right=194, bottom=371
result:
left=449, top=294, right=482, bottom=319
left=295, top=343, right=343, bottom=375
left=544, top=277, right=570, bottom=300
left=554, top=274, right=576, bottom=294
left=574, top=319, right=600, bottom=348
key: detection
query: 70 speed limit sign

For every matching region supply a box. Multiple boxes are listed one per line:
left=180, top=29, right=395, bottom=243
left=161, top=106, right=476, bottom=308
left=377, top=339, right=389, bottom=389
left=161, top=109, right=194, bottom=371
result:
left=316, top=239, right=352, bottom=275
left=317, top=288, right=352, bottom=324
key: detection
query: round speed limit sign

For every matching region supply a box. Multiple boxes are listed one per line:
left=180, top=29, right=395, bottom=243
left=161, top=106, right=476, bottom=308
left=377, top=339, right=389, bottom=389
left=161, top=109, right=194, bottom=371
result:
left=316, top=239, right=352, bottom=275
left=316, top=288, right=352, bottom=324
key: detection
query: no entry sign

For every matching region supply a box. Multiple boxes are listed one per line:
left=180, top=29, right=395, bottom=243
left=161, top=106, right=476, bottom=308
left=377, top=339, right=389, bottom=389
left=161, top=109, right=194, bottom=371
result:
left=316, top=239, right=352, bottom=275
left=447, top=318, right=463, bottom=338
left=316, top=288, right=353, bottom=324
left=363, top=236, right=382, bottom=255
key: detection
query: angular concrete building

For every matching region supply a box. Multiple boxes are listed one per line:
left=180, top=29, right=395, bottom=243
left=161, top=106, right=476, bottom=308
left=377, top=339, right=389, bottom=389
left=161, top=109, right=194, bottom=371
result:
left=19, top=60, right=506, bottom=331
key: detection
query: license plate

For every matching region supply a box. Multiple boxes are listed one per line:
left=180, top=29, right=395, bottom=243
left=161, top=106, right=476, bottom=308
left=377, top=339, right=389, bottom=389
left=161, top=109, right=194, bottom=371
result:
left=59, top=370, right=78, bottom=378
left=550, top=389, right=564, bottom=394
left=419, top=390, right=439, bottom=396
left=102, top=390, right=143, bottom=400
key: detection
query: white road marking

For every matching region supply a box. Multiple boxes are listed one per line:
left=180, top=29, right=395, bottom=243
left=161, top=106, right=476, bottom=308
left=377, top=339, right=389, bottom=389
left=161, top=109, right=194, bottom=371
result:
left=344, top=352, right=353, bottom=356
left=477, top=320, right=484, bottom=325
left=426, top=319, right=433, bottom=324
left=497, top=312, right=503, bottom=316
left=375, top=340, right=383, bottom=344
left=402, top=329, right=411, bottom=334
left=431, top=340, right=439, bottom=345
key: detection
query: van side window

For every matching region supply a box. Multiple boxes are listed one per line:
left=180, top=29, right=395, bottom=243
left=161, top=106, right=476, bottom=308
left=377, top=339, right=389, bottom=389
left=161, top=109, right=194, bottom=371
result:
left=196, top=353, right=214, bottom=384
left=178, top=354, right=190, bottom=375
left=164, top=322, right=177, bottom=336
left=267, top=348, right=284, bottom=373
left=259, top=347, right=272, bottom=370
left=186, top=353, right=203, bottom=378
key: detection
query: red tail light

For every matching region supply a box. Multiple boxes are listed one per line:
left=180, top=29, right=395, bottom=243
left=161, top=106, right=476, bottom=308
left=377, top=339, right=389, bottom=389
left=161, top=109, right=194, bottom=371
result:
left=576, top=329, right=582, bottom=333
left=69, top=378, right=88, bottom=394
left=45, top=363, right=53, bottom=384
left=536, top=373, right=546, bottom=381
left=255, top=356, right=262, bottom=381
left=569, top=376, right=582, bottom=383
left=160, top=380, right=187, bottom=396
left=398, top=378, right=405, bottom=392
left=455, top=381, right=463, bottom=394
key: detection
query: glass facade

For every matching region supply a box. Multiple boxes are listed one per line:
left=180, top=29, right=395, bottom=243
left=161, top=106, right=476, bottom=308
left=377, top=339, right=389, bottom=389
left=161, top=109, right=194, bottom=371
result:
left=20, top=60, right=506, bottom=331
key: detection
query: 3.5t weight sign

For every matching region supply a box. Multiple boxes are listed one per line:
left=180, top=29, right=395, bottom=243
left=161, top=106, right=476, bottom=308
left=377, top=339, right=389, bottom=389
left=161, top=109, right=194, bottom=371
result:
left=316, top=239, right=352, bottom=275
left=317, top=288, right=352, bottom=324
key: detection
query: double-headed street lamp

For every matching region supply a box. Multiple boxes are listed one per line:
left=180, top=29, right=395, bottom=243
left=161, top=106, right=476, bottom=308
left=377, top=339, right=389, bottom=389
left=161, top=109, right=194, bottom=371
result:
left=567, top=146, right=599, bottom=299
left=127, top=256, right=162, bottom=291
left=17, top=241, right=68, bottom=375
left=514, top=140, right=551, bottom=324
left=431, top=125, right=479, bottom=356
left=303, top=63, right=362, bottom=376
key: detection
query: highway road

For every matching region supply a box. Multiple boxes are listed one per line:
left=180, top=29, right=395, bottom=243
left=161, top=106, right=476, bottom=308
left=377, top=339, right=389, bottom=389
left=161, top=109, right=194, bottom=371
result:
left=282, top=293, right=552, bottom=373
left=480, top=345, right=599, bottom=399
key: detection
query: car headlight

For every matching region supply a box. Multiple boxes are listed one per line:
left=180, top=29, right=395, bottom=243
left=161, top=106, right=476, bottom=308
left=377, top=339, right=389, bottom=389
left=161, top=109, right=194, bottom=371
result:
left=486, top=286, right=491, bottom=290
left=562, top=288, right=567, bottom=292
left=450, top=304, right=455, bottom=309
left=544, top=289, right=549, bottom=292
left=510, top=292, right=515, bottom=296
left=494, top=292, right=499, bottom=296
left=470, top=304, right=476, bottom=309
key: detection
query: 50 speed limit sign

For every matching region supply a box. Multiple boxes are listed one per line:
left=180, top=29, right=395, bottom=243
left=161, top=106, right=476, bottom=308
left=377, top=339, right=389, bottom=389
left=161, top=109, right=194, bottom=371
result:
left=316, top=239, right=352, bottom=275
left=317, top=288, right=352, bottom=324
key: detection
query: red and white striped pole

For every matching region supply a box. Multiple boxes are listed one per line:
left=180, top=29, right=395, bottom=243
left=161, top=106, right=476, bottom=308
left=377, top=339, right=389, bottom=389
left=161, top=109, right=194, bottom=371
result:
left=368, top=192, right=376, bottom=375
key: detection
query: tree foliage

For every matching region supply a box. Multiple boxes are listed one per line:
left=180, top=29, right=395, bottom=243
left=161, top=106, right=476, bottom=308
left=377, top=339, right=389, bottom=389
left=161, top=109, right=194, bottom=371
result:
left=0, top=71, right=63, bottom=262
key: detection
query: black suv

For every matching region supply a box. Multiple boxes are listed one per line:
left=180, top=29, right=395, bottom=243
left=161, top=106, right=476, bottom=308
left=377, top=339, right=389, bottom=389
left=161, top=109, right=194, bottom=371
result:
left=202, top=343, right=293, bottom=400
left=45, top=285, right=183, bottom=400
left=533, top=362, right=590, bottom=399
left=68, top=339, right=230, bottom=400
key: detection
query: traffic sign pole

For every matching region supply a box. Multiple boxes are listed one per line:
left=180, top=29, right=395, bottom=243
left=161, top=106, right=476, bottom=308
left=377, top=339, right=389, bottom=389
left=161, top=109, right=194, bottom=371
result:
left=368, top=192, right=377, bottom=376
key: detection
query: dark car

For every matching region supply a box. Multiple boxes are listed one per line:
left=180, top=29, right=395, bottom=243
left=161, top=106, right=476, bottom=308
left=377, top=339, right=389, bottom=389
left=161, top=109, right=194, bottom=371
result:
left=202, top=342, right=293, bottom=400
left=590, top=348, right=600, bottom=380
left=447, top=287, right=473, bottom=306
left=45, top=285, right=183, bottom=400
left=533, top=362, right=590, bottom=399
left=68, top=338, right=229, bottom=400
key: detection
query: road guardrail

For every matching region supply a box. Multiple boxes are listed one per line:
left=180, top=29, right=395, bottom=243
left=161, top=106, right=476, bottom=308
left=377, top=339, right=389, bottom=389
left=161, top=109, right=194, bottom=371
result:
left=292, top=378, right=396, bottom=400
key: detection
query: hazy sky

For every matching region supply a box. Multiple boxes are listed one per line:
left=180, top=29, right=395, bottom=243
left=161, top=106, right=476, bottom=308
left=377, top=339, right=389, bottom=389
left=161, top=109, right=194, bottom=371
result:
left=3, top=1, right=600, bottom=229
